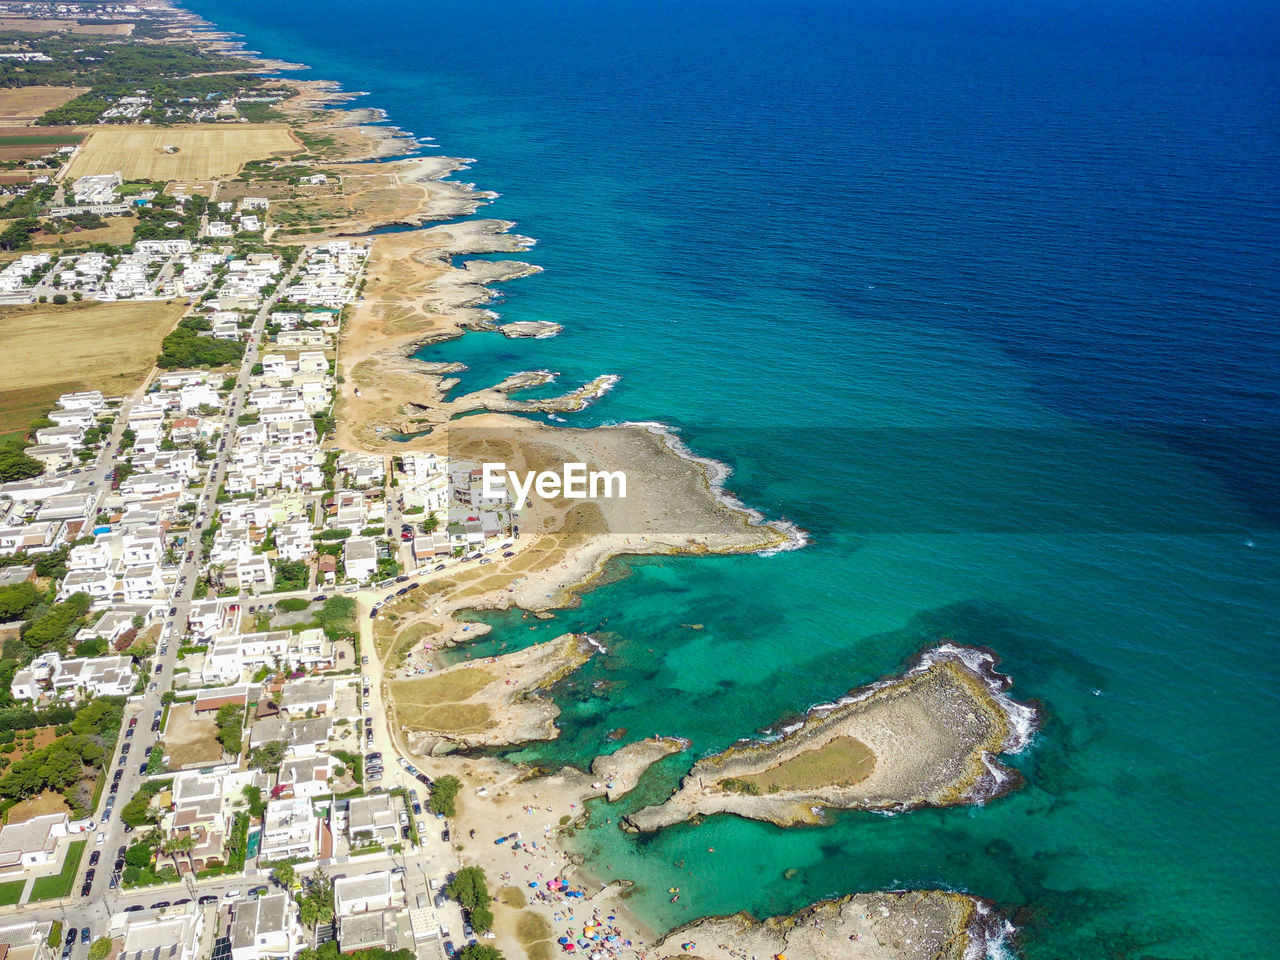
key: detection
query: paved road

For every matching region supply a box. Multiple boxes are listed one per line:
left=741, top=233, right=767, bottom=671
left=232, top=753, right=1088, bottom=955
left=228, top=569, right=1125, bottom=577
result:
left=55, top=256, right=312, bottom=931
left=26, top=248, right=469, bottom=955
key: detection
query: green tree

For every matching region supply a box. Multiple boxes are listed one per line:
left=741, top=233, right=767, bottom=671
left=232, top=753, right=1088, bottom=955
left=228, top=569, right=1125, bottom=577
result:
left=214, top=704, right=243, bottom=754
left=248, top=740, right=287, bottom=771
left=273, top=862, right=295, bottom=890
left=428, top=774, right=461, bottom=817
left=445, top=866, right=490, bottom=912
left=0, top=447, right=43, bottom=482
left=458, top=946, right=504, bottom=960
left=0, top=582, right=41, bottom=621
left=469, top=902, right=494, bottom=935
left=88, top=938, right=111, bottom=960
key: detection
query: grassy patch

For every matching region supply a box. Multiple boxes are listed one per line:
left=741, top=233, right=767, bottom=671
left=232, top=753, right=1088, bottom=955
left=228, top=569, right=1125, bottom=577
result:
left=399, top=702, right=491, bottom=734
left=29, top=838, right=86, bottom=901
left=736, top=736, right=876, bottom=792
left=516, top=910, right=555, bottom=960
left=498, top=885, right=527, bottom=908
left=0, top=878, right=25, bottom=905
left=391, top=667, right=494, bottom=704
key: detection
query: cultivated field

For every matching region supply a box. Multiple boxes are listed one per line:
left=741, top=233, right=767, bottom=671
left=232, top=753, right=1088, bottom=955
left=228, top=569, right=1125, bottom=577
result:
left=0, top=299, right=186, bottom=435
left=0, top=87, right=88, bottom=126
left=0, top=18, right=133, bottom=35
left=65, top=124, right=302, bottom=181
left=0, top=127, right=83, bottom=162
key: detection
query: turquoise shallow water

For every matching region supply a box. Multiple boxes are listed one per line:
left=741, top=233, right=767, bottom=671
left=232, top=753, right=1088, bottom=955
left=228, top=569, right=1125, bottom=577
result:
left=190, top=0, right=1280, bottom=954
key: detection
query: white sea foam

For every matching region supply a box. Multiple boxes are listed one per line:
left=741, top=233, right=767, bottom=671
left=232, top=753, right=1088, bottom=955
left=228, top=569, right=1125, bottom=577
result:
left=913, top=643, right=1039, bottom=753
left=584, top=635, right=609, bottom=655
left=623, top=420, right=811, bottom=554
left=963, top=901, right=1018, bottom=960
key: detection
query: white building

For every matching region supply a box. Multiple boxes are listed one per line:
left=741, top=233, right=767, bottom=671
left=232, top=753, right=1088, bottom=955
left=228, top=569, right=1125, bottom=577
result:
left=229, top=892, right=305, bottom=960
left=258, top=798, right=320, bottom=862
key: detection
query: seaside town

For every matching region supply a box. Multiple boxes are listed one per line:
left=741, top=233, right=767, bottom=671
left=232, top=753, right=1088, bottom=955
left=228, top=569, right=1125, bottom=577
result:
left=0, top=4, right=1038, bottom=960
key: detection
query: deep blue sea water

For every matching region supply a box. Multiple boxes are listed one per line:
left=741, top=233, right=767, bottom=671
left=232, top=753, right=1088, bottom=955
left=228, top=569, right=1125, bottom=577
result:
left=190, top=1, right=1280, bottom=955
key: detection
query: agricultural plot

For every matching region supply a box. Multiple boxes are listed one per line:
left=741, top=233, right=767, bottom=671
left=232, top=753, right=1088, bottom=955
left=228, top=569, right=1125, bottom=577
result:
left=0, top=127, right=83, bottom=163
left=0, top=87, right=88, bottom=126
left=64, top=124, right=301, bottom=181
left=0, top=299, right=186, bottom=435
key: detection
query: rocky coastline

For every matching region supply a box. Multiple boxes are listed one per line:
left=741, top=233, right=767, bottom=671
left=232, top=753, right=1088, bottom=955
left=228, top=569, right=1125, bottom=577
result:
left=626, top=645, right=1038, bottom=831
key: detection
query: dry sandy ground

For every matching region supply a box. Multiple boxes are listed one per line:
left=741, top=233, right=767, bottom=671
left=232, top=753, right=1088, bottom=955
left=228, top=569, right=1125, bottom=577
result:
left=161, top=703, right=225, bottom=768
left=5, top=790, right=72, bottom=824
left=34, top=215, right=135, bottom=248
left=0, top=86, right=89, bottom=126
left=64, top=124, right=301, bottom=180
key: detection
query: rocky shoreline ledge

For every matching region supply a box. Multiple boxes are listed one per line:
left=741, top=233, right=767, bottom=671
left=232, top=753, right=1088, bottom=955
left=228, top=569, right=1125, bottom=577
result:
left=591, top=736, right=691, bottom=801
left=390, top=633, right=594, bottom=753
left=652, top=890, right=1010, bottom=960
left=626, top=645, right=1037, bottom=831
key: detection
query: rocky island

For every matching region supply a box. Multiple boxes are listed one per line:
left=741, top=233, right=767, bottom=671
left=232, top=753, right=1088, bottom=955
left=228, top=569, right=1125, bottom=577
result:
left=653, top=890, right=1010, bottom=960
left=626, top=645, right=1038, bottom=831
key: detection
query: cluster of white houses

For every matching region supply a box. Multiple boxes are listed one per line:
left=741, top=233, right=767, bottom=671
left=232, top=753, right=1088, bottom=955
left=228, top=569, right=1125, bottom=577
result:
left=279, top=240, right=369, bottom=308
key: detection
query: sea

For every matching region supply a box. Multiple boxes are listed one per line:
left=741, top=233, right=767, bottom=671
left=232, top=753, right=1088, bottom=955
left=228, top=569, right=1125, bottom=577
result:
left=189, top=1, right=1280, bottom=955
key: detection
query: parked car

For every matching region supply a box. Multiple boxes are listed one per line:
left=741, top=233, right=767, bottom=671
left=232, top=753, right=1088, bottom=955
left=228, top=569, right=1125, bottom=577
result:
left=124, top=905, right=143, bottom=913
left=78, top=883, right=90, bottom=899
left=198, top=895, right=218, bottom=905
left=150, top=901, right=169, bottom=910
left=89, top=851, right=100, bottom=866
left=128, top=717, right=138, bottom=728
